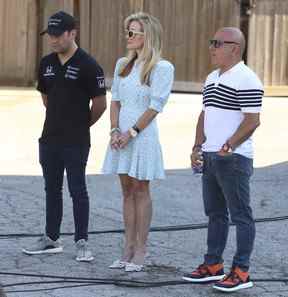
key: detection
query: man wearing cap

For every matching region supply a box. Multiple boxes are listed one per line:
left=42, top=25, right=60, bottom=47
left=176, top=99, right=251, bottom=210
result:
left=22, top=11, right=107, bottom=262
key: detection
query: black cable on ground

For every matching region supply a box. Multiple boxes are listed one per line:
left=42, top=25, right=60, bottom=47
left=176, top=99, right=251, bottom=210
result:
left=1, top=215, right=288, bottom=293
left=3, top=279, right=288, bottom=294
left=0, top=215, right=287, bottom=239
left=1, top=272, right=287, bottom=289
left=5, top=283, right=98, bottom=294
left=0, top=271, right=117, bottom=284
left=3, top=280, right=107, bottom=287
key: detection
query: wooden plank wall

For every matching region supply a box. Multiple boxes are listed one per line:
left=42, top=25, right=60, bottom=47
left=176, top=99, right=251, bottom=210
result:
left=143, top=0, right=240, bottom=91
left=0, top=0, right=37, bottom=86
left=79, top=0, right=240, bottom=91
left=247, top=0, right=288, bottom=86
left=79, top=0, right=145, bottom=86
left=2, top=0, right=288, bottom=90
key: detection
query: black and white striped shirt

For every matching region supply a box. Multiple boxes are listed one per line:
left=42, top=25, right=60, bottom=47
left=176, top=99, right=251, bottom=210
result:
left=202, top=61, right=263, bottom=158
left=203, top=83, right=263, bottom=111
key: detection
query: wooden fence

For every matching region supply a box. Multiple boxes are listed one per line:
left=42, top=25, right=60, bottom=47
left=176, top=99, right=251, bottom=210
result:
left=0, top=0, right=288, bottom=90
left=78, top=0, right=240, bottom=91
left=247, top=0, right=288, bottom=86
left=0, top=0, right=240, bottom=89
left=0, top=0, right=37, bottom=86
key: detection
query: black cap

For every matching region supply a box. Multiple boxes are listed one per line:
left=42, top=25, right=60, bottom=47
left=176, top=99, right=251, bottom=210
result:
left=40, top=11, right=76, bottom=36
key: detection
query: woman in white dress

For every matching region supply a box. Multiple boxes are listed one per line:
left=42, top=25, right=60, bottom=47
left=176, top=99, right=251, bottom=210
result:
left=102, top=12, right=174, bottom=272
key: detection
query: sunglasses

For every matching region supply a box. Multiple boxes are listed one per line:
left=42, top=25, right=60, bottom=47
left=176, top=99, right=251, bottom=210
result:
left=209, top=39, right=240, bottom=48
left=125, top=29, right=144, bottom=38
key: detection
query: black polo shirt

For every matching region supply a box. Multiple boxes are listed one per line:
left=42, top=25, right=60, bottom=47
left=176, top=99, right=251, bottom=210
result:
left=37, top=48, right=106, bottom=145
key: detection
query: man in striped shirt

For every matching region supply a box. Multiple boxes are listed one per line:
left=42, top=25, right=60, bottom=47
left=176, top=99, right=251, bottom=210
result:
left=183, top=27, right=263, bottom=293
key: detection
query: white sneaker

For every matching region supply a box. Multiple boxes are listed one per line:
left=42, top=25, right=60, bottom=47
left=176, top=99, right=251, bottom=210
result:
left=109, top=259, right=129, bottom=269
left=22, top=235, right=63, bottom=255
left=125, top=262, right=144, bottom=272
left=75, top=239, right=94, bottom=262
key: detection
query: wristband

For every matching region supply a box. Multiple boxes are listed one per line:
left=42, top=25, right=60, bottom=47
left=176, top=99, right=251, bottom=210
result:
left=128, top=127, right=138, bottom=138
left=110, top=127, right=120, bottom=136
left=132, top=125, right=140, bottom=133
left=222, top=140, right=233, bottom=153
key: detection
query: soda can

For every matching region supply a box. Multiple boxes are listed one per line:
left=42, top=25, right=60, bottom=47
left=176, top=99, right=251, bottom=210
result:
left=192, top=150, right=203, bottom=175
left=192, top=163, right=203, bottom=175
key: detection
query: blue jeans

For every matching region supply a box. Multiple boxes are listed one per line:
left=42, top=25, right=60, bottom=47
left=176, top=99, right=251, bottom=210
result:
left=39, top=143, right=90, bottom=242
left=202, top=152, right=255, bottom=271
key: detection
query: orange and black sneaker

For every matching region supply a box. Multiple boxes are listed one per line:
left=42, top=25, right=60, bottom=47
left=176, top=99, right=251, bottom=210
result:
left=213, top=266, right=253, bottom=292
left=182, top=263, right=225, bottom=283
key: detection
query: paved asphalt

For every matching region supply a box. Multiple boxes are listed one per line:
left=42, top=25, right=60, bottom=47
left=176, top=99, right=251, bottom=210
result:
left=0, top=89, right=287, bottom=297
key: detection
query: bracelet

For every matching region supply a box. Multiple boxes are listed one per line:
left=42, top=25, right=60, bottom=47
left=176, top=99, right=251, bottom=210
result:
left=110, top=127, right=120, bottom=136
left=222, top=140, right=234, bottom=153
left=132, top=125, right=140, bottom=133
left=227, top=140, right=234, bottom=150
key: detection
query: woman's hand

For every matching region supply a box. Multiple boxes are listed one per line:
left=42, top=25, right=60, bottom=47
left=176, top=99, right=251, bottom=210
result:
left=110, top=131, right=121, bottom=150
left=118, top=131, right=132, bottom=149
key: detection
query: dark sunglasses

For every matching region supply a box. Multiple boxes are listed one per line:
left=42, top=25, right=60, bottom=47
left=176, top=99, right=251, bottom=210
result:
left=209, top=39, right=240, bottom=48
left=125, top=29, right=144, bottom=38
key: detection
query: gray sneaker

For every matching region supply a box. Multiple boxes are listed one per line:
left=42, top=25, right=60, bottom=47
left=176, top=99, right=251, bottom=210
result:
left=75, top=239, right=94, bottom=262
left=22, top=235, right=63, bottom=255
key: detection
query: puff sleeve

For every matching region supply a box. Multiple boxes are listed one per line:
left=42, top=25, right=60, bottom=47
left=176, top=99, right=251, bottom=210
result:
left=111, top=57, right=127, bottom=101
left=149, top=60, right=174, bottom=112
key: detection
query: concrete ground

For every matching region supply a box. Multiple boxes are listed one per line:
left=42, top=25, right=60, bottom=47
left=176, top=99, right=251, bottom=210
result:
left=0, top=88, right=287, bottom=297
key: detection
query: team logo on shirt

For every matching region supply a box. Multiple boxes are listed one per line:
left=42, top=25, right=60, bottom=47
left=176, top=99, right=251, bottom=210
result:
left=65, top=65, right=80, bottom=80
left=97, top=76, right=105, bottom=88
left=44, top=65, right=55, bottom=77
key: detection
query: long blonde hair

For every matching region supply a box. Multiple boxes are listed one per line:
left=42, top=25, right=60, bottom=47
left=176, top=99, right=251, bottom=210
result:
left=119, top=12, right=163, bottom=85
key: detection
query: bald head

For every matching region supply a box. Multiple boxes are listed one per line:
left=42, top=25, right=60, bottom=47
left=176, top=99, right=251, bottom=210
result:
left=216, top=27, right=246, bottom=57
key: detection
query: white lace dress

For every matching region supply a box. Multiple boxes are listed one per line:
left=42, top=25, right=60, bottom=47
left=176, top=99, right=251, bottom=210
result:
left=102, top=58, right=174, bottom=180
